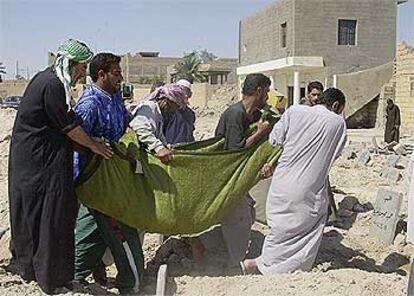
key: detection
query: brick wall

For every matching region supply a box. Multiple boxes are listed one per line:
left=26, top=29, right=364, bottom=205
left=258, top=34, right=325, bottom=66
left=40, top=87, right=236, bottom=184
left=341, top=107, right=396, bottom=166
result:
left=395, top=43, right=414, bottom=134
left=121, top=54, right=181, bottom=84
left=130, top=83, right=222, bottom=108
left=0, top=81, right=28, bottom=98
left=239, top=0, right=294, bottom=66
left=295, top=0, right=396, bottom=74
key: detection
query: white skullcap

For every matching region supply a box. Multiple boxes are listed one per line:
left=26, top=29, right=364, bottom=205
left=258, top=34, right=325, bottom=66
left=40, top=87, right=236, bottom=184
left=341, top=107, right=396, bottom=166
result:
left=176, top=79, right=192, bottom=90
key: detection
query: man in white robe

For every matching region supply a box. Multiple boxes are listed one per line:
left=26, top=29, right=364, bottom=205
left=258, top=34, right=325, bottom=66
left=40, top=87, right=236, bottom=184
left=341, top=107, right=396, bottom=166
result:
left=242, top=88, right=347, bottom=274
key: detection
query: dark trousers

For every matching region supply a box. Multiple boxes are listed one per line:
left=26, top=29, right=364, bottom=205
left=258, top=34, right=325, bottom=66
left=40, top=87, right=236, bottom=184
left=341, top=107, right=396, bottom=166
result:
left=75, top=205, right=144, bottom=294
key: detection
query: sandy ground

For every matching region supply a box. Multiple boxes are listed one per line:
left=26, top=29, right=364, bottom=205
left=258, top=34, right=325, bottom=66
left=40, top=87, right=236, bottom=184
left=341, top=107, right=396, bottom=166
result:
left=0, top=99, right=413, bottom=295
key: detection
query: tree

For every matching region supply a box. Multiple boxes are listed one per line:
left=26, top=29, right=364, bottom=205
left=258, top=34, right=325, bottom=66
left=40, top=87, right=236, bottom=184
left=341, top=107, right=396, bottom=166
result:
left=174, top=52, right=206, bottom=83
left=196, top=49, right=217, bottom=63
left=0, top=62, right=6, bottom=83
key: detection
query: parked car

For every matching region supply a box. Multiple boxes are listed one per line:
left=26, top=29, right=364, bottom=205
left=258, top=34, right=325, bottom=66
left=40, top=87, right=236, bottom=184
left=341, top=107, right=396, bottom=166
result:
left=0, top=96, right=21, bottom=109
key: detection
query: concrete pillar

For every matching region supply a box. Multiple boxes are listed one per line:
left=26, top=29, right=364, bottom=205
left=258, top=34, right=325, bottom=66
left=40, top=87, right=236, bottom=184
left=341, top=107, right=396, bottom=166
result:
left=333, top=74, right=337, bottom=88
left=293, top=71, right=300, bottom=105
left=238, top=76, right=244, bottom=100
left=269, top=76, right=275, bottom=90
left=324, top=77, right=328, bottom=90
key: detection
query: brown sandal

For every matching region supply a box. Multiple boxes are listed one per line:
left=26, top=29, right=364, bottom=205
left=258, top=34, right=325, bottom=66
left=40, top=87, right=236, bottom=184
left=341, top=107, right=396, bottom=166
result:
left=240, top=260, right=261, bottom=275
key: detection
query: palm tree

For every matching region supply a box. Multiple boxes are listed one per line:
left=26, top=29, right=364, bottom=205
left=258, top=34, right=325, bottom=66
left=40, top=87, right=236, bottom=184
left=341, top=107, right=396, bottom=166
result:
left=174, top=53, right=206, bottom=83
left=0, top=62, right=6, bottom=83
left=197, top=49, right=217, bottom=63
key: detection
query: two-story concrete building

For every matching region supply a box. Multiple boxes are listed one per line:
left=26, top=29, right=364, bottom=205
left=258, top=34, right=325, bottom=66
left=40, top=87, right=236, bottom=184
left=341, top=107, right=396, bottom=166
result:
left=238, top=0, right=405, bottom=121
left=120, top=52, right=180, bottom=84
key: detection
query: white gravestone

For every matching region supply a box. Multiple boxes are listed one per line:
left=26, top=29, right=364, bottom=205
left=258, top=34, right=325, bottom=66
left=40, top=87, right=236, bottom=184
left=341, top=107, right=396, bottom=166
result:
left=370, top=188, right=402, bottom=245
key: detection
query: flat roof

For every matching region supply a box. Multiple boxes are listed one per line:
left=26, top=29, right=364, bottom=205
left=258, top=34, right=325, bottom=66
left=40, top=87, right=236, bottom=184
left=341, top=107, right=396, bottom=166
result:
left=237, top=56, right=324, bottom=75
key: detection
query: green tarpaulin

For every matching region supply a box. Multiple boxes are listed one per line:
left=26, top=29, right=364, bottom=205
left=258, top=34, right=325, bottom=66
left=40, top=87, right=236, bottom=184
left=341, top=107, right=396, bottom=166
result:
left=75, top=132, right=282, bottom=235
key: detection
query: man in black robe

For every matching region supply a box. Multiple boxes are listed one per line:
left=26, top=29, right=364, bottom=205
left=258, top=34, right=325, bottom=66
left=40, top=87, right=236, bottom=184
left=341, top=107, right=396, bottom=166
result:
left=384, top=99, right=401, bottom=143
left=8, top=39, right=112, bottom=294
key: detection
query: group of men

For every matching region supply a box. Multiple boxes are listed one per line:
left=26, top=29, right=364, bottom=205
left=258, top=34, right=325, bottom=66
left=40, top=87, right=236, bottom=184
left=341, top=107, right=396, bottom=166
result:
left=8, top=39, right=348, bottom=294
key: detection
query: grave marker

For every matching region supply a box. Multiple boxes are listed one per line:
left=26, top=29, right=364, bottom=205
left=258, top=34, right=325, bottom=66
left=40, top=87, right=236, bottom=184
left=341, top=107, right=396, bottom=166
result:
left=370, top=188, right=401, bottom=245
left=385, top=155, right=400, bottom=168
left=379, top=167, right=401, bottom=183
left=357, top=150, right=371, bottom=166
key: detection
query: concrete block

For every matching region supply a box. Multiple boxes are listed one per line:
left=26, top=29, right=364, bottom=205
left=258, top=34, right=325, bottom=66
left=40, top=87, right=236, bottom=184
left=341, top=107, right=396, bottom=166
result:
left=357, top=150, right=371, bottom=166
left=0, top=227, right=7, bottom=240
left=380, top=167, right=401, bottom=183
left=385, top=155, right=400, bottom=168
left=342, top=148, right=357, bottom=160
left=156, top=264, right=168, bottom=296
left=393, top=233, right=406, bottom=247
left=370, top=188, right=402, bottom=245
left=393, top=143, right=407, bottom=155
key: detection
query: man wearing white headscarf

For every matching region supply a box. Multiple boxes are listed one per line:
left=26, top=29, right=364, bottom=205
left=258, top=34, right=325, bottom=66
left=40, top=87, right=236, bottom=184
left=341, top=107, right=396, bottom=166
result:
left=9, top=39, right=112, bottom=294
left=163, top=79, right=196, bottom=144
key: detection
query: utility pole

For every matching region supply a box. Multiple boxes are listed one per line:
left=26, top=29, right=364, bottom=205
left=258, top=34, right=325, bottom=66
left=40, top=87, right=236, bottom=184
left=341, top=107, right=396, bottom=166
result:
left=0, top=62, right=6, bottom=82
left=14, top=60, right=27, bottom=80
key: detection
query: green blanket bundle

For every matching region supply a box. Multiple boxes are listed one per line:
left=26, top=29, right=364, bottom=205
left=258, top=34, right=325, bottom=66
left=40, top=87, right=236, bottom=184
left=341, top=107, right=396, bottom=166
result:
left=76, top=132, right=282, bottom=235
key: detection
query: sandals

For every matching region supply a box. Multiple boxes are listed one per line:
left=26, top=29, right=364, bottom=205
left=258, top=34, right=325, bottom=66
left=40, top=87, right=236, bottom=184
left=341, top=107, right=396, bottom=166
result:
left=240, top=261, right=248, bottom=275
left=240, top=260, right=261, bottom=275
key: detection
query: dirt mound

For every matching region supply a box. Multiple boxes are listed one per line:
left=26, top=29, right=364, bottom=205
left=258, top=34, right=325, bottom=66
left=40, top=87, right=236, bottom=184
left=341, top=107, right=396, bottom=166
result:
left=193, top=84, right=238, bottom=140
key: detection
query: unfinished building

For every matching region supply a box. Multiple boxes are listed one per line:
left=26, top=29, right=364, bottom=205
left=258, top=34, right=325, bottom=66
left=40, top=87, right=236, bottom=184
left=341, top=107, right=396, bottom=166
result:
left=238, top=0, right=407, bottom=128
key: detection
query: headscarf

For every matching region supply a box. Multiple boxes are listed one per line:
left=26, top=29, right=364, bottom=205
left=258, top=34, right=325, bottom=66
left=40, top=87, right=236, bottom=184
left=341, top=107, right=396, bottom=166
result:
left=176, top=79, right=192, bottom=91
left=145, top=84, right=189, bottom=109
left=175, top=79, right=192, bottom=101
left=54, top=39, right=93, bottom=109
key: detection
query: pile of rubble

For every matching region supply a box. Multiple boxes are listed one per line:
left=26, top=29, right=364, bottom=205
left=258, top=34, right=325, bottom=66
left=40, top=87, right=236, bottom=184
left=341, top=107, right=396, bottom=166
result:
left=193, top=84, right=238, bottom=118
left=192, top=84, right=239, bottom=140
left=341, top=137, right=411, bottom=185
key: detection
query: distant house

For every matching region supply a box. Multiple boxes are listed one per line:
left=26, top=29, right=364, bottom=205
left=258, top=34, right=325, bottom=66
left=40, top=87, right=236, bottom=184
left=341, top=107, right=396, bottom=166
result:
left=120, top=52, right=181, bottom=84
left=48, top=50, right=237, bottom=86
left=238, top=0, right=405, bottom=115
left=167, top=58, right=238, bottom=85
left=120, top=51, right=238, bottom=85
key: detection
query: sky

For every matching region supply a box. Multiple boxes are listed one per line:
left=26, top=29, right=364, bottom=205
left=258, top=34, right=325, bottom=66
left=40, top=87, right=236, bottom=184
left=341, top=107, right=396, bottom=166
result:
left=0, top=0, right=413, bottom=79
